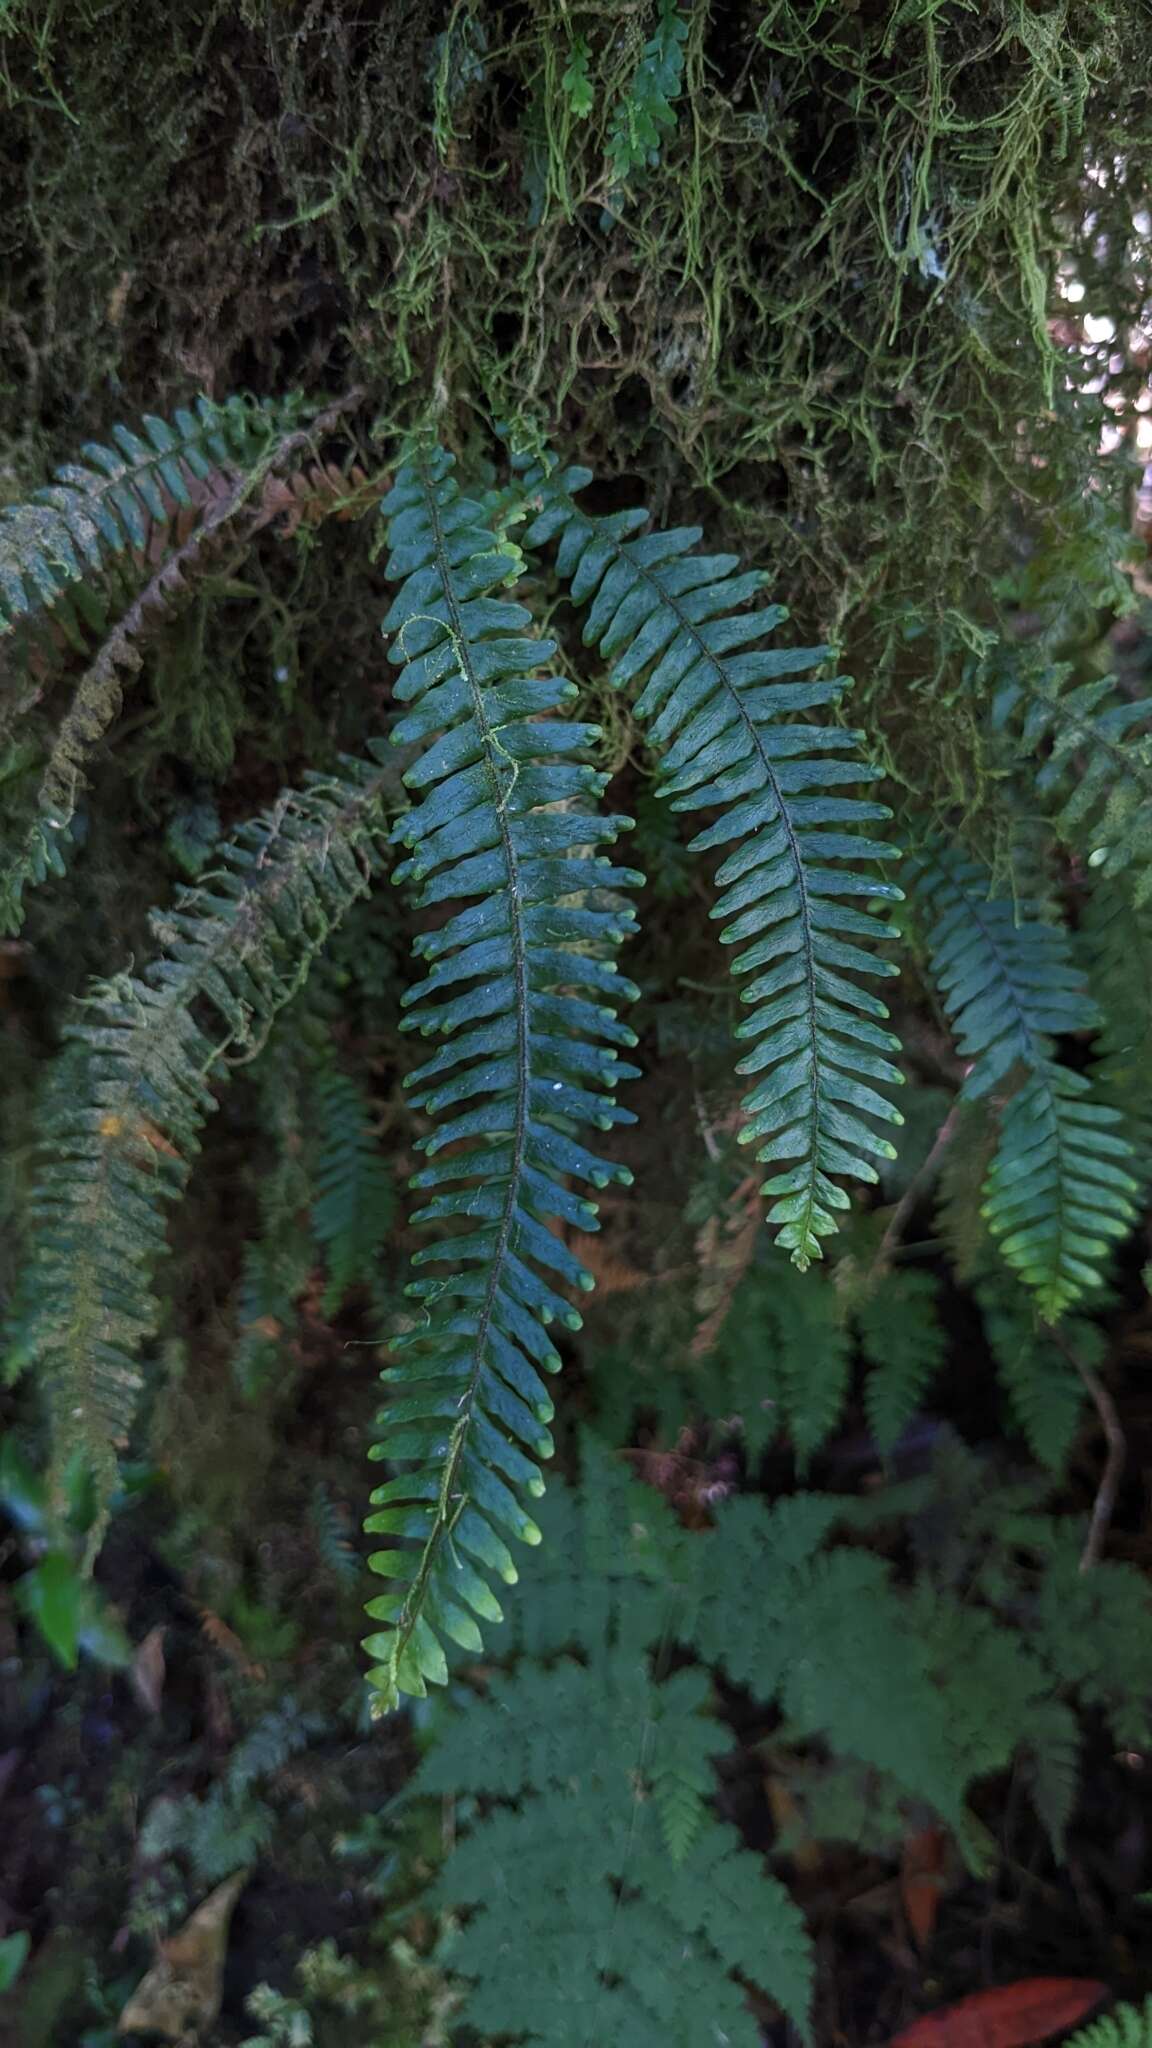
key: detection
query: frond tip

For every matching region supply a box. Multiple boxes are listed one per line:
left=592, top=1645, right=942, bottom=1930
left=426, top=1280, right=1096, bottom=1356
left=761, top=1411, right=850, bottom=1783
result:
left=519, top=454, right=904, bottom=1268
left=364, top=449, right=642, bottom=1707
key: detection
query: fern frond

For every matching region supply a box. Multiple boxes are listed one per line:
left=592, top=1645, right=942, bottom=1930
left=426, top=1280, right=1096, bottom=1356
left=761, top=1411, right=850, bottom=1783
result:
left=990, top=654, right=1152, bottom=901
left=976, top=1280, right=1089, bottom=1468
left=606, top=0, right=690, bottom=184
left=0, top=395, right=304, bottom=642
left=1082, top=877, right=1152, bottom=1173
left=701, top=1253, right=853, bottom=1467
left=912, top=844, right=1138, bottom=1314
left=0, top=394, right=347, bottom=934
left=858, top=1268, right=946, bottom=1458
left=1068, top=1998, right=1152, bottom=2048
left=417, top=1653, right=813, bottom=2044
left=364, top=450, right=642, bottom=1707
left=309, top=1060, right=394, bottom=1312
left=520, top=456, right=903, bottom=1268
left=910, top=844, right=1098, bottom=1097
left=21, top=760, right=389, bottom=1523
left=984, top=1064, right=1139, bottom=1317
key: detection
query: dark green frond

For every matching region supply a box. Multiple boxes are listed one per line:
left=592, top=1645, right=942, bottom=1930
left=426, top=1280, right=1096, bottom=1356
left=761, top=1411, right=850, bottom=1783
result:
left=0, top=395, right=312, bottom=934
left=911, top=844, right=1137, bottom=1314
left=1067, top=1998, right=1152, bottom=2048
left=0, top=394, right=304, bottom=641
left=364, top=449, right=641, bottom=1707
left=990, top=654, right=1152, bottom=902
left=910, top=843, right=1098, bottom=1096
left=857, top=1268, right=946, bottom=1458
left=519, top=456, right=903, bottom=1269
left=983, top=1063, right=1139, bottom=1318
left=1081, top=877, right=1152, bottom=1175
left=309, top=1060, right=395, bottom=1312
left=20, top=760, right=389, bottom=1525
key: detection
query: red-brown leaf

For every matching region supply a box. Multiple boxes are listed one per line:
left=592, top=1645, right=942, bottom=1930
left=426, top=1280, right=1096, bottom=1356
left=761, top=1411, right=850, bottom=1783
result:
left=889, top=1977, right=1109, bottom=2048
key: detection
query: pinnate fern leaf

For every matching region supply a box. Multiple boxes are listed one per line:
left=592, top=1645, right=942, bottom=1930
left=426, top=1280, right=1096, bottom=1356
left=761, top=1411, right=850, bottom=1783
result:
left=912, top=845, right=1138, bottom=1314
left=364, top=449, right=642, bottom=1706
left=309, top=1060, right=394, bottom=1311
left=1068, top=1998, right=1152, bottom=2047
left=18, top=760, right=388, bottom=1523
left=519, top=455, right=903, bottom=1268
left=990, top=654, right=1152, bottom=902
left=0, top=395, right=303, bottom=639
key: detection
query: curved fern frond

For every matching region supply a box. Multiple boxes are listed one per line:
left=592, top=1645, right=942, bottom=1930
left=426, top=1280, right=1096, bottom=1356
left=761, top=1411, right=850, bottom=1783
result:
left=983, top=1063, right=1139, bottom=1317
left=309, top=1058, right=395, bottom=1312
left=1081, top=877, right=1152, bottom=1176
left=0, top=396, right=366, bottom=935
left=364, top=450, right=642, bottom=1708
left=18, top=759, right=389, bottom=1528
left=910, top=844, right=1098, bottom=1096
left=1068, top=1998, right=1152, bottom=2048
left=911, top=844, right=1138, bottom=1314
left=518, top=456, right=903, bottom=1268
left=0, top=395, right=305, bottom=643
left=990, top=654, right=1152, bottom=902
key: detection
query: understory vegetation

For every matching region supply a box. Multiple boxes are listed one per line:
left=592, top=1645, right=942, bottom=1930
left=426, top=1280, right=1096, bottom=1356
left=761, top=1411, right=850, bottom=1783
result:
left=3, top=3, right=1152, bottom=2044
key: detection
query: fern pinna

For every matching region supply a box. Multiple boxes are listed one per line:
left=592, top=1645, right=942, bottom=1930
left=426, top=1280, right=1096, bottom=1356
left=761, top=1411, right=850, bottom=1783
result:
left=516, top=453, right=904, bottom=1269
left=14, top=761, right=389, bottom=1528
left=363, top=451, right=641, bottom=1707
left=911, top=845, right=1138, bottom=1315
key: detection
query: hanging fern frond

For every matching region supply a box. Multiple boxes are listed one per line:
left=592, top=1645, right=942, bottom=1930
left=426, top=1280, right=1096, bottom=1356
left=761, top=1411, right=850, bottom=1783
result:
left=363, top=449, right=642, bottom=1708
left=983, top=1064, right=1139, bottom=1317
left=18, top=759, right=389, bottom=1527
left=857, top=1268, right=946, bottom=1458
left=0, top=395, right=306, bottom=644
left=1081, top=877, right=1152, bottom=1176
left=518, top=455, right=904, bottom=1269
left=911, top=844, right=1137, bottom=1315
left=976, top=1280, right=1089, bottom=1469
left=309, top=1059, right=395, bottom=1312
left=989, top=654, right=1152, bottom=902
left=910, top=844, right=1098, bottom=1097
left=0, top=394, right=371, bottom=935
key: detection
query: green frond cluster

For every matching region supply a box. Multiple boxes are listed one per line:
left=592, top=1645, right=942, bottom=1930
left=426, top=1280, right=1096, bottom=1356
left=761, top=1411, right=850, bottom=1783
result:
left=990, top=654, right=1152, bottom=902
left=911, top=844, right=1138, bottom=1315
left=606, top=0, right=689, bottom=185
left=364, top=450, right=642, bottom=1707
left=520, top=455, right=904, bottom=1269
left=976, top=1279, right=1090, bottom=1470
left=16, top=760, right=389, bottom=1520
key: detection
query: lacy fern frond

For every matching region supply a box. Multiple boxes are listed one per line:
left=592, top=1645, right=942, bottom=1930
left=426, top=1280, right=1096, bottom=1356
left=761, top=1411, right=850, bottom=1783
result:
left=911, top=844, right=1138, bottom=1314
left=363, top=450, right=642, bottom=1707
left=976, top=1279, right=1090, bottom=1469
left=857, top=1268, right=946, bottom=1458
left=696, top=1252, right=853, bottom=1467
left=519, top=456, right=904, bottom=1268
left=310, top=1059, right=395, bottom=1312
left=990, top=654, right=1152, bottom=902
left=0, top=394, right=327, bottom=934
left=0, top=395, right=304, bottom=643
left=20, top=760, right=389, bottom=1522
